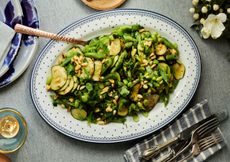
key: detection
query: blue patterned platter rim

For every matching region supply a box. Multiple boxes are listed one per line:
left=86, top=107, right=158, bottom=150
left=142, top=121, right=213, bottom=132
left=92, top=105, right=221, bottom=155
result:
left=0, top=0, right=39, bottom=88
left=0, top=0, right=23, bottom=78
left=30, top=9, right=201, bottom=143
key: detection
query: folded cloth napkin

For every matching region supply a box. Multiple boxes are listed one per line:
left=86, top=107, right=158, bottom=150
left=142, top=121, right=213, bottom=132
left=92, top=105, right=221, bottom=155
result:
left=0, top=22, right=15, bottom=63
left=124, top=99, right=227, bottom=162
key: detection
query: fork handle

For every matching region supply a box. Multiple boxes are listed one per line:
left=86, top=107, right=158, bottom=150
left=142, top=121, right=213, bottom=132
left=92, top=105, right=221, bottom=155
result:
left=14, top=24, right=87, bottom=45
left=141, top=135, right=180, bottom=160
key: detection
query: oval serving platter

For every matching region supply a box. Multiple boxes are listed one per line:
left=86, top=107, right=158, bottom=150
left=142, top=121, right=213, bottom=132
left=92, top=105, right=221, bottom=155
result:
left=30, top=9, right=201, bottom=143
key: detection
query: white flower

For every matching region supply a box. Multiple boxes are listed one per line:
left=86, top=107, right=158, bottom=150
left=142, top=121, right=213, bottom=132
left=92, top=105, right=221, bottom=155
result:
left=201, top=13, right=227, bottom=39
left=213, top=4, right=219, bottom=11
left=200, top=18, right=205, bottom=24
left=193, top=13, right=199, bottom=20
left=201, top=6, right=208, bottom=13
left=201, top=27, right=211, bottom=39
left=227, top=8, right=230, bottom=14
left=189, top=7, right=195, bottom=13
left=206, top=0, right=211, bottom=2
left=192, top=0, right=199, bottom=6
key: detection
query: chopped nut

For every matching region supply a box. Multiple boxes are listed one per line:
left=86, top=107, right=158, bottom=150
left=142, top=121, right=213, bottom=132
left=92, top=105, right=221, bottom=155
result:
left=143, top=80, right=148, bottom=84
left=79, top=56, right=84, bottom=63
left=150, top=53, right=155, bottom=57
left=114, top=95, right=119, bottom=101
left=170, top=49, right=177, bottom=55
left=69, top=98, right=74, bottom=102
left=137, top=94, right=143, bottom=99
left=139, top=29, right=145, bottom=32
left=109, top=79, right=115, bottom=84
left=79, top=86, right=86, bottom=90
left=96, top=118, right=101, bottom=121
left=61, top=104, right=65, bottom=108
left=113, top=99, right=117, bottom=105
left=75, top=64, right=81, bottom=71
left=151, top=64, right=157, bottom=69
left=53, top=95, right=58, bottom=100
left=108, top=92, right=113, bottom=97
left=113, top=110, right=117, bottom=115
left=97, top=121, right=106, bottom=125
left=143, top=84, right=148, bottom=89
left=46, top=85, right=51, bottom=90
left=95, top=108, right=100, bottom=113
left=144, top=40, right=152, bottom=47
left=100, top=87, right=109, bottom=94
left=105, top=105, right=113, bottom=112
left=81, top=63, right=88, bottom=67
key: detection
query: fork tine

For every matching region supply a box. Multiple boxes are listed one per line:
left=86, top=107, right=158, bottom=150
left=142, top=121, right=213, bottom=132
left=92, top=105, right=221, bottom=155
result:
left=199, top=136, right=222, bottom=149
left=199, top=135, right=221, bottom=145
left=198, top=123, right=219, bottom=138
left=196, top=119, right=219, bottom=137
left=199, top=134, right=223, bottom=150
left=196, top=117, right=218, bottom=133
left=200, top=137, right=223, bottom=151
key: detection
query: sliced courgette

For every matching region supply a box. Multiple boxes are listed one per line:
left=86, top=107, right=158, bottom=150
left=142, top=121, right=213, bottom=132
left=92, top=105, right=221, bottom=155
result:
left=172, top=63, right=185, bottom=80
left=54, top=54, right=64, bottom=65
left=109, top=39, right=121, bottom=55
left=50, top=66, right=68, bottom=90
left=92, top=61, right=102, bottom=81
left=118, top=107, right=128, bottom=116
left=71, top=76, right=79, bottom=93
left=58, top=77, right=74, bottom=95
left=71, top=109, right=87, bottom=121
left=156, top=44, right=167, bottom=55
left=59, top=77, right=70, bottom=92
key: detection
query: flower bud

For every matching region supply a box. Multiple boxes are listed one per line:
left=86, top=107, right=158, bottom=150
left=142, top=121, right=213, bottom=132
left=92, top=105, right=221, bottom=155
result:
left=192, top=0, right=199, bottom=6
left=193, top=13, right=199, bottom=20
left=200, top=18, right=205, bottom=24
left=201, top=6, right=208, bottom=13
left=213, top=4, right=219, bottom=11
left=227, top=8, right=230, bottom=14
left=189, top=8, right=195, bottom=13
left=219, top=8, right=223, bottom=13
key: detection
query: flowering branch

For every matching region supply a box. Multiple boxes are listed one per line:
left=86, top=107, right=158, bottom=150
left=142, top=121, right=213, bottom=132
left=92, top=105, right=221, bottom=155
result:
left=189, top=0, right=230, bottom=39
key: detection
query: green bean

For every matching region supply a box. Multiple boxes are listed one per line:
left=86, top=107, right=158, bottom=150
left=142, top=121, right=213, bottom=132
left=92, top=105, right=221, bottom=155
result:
left=111, top=50, right=128, bottom=72
left=166, top=54, right=177, bottom=61
left=162, top=37, right=178, bottom=50
left=103, top=72, right=121, bottom=81
left=84, top=52, right=106, bottom=59
left=101, top=58, right=113, bottom=74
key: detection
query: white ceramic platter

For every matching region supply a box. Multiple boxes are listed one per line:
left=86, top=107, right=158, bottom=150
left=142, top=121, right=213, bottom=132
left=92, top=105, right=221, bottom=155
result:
left=30, top=9, right=201, bottom=143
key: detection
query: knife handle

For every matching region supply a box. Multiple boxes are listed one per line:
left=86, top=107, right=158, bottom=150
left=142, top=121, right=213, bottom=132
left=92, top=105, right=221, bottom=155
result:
left=155, top=149, right=174, bottom=162
left=141, top=135, right=180, bottom=160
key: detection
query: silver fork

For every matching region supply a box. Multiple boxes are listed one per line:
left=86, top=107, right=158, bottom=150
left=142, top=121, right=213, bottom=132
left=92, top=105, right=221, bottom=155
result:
left=178, top=132, right=223, bottom=162
left=167, top=115, right=219, bottom=162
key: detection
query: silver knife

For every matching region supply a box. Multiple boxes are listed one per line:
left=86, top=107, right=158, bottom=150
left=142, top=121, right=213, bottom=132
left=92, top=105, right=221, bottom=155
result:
left=141, top=114, right=222, bottom=161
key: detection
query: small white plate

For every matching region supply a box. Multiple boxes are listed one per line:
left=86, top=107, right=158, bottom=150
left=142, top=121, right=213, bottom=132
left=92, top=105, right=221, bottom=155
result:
left=0, top=0, right=23, bottom=78
left=0, top=0, right=39, bottom=88
left=31, top=9, right=201, bottom=143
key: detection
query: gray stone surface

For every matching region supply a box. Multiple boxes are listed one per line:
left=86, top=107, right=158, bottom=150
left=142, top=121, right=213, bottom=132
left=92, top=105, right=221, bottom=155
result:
left=0, top=0, right=229, bottom=161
